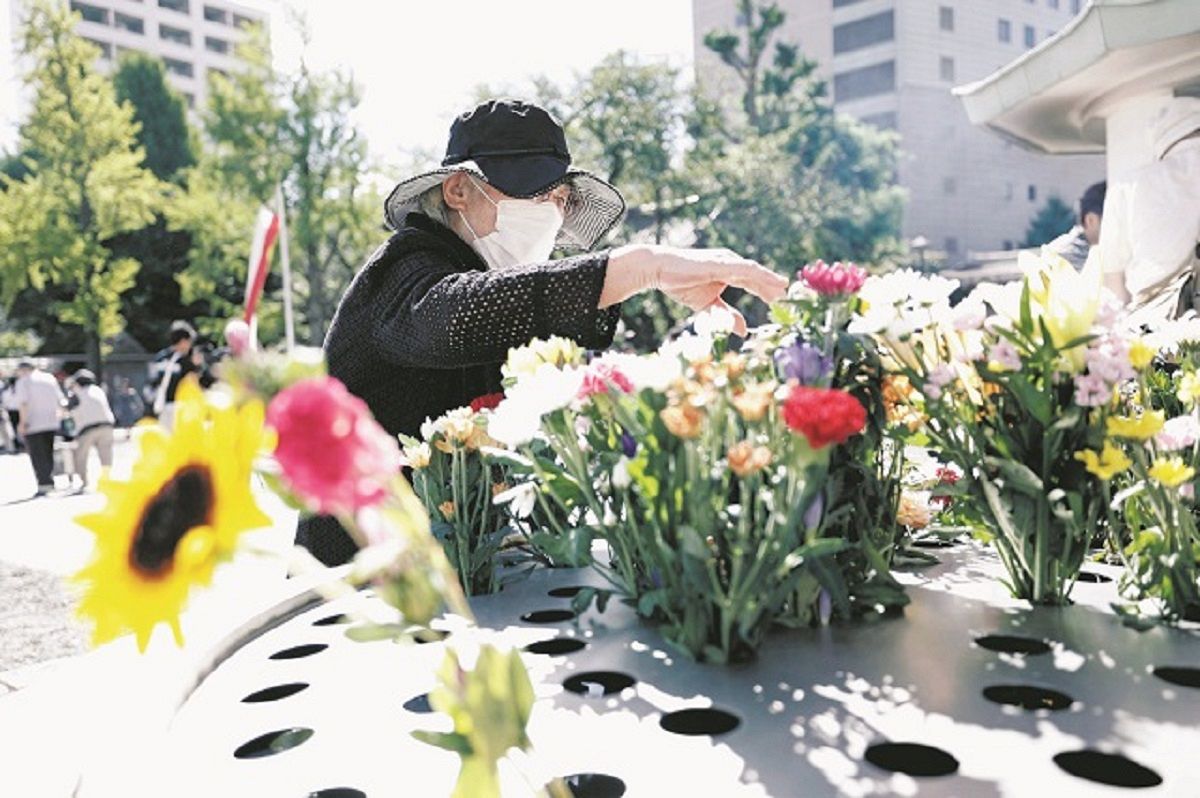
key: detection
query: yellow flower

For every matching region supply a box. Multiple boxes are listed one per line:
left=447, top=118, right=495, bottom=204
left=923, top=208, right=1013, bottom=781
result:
left=1178, top=372, right=1200, bottom=407
left=1106, top=410, right=1165, bottom=441
left=1074, top=441, right=1132, bottom=481
left=502, top=336, right=583, bottom=381
left=1148, top=456, right=1195, bottom=488
left=660, top=402, right=705, bottom=439
left=439, top=500, right=456, bottom=521
left=1128, top=339, right=1156, bottom=370
left=71, top=379, right=270, bottom=651
left=1024, top=248, right=1100, bottom=372
left=731, top=382, right=775, bottom=422
left=727, top=440, right=772, bottom=477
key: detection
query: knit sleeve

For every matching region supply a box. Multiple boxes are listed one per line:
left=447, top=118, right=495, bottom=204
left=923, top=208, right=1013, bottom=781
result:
left=372, top=248, right=620, bottom=368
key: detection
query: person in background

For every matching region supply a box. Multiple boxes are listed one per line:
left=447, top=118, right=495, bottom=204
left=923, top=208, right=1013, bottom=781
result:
left=0, top=374, right=16, bottom=454
left=14, top=358, right=65, bottom=496
left=147, top=320, right=212, bottom=430
left=3, top=376, right=23, bottom=453
left=110, top=376, right=145, bottom=428
left=67, top=369, right=115, bottom=491
left=1047, top=181, right=1106, bottom=270
left=1100, top=97, right=1200, bottom=323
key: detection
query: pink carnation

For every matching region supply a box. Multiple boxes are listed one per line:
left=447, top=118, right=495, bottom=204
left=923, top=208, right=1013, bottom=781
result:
left=577, top=361, right=634, bottom=400
left=267, top=376, right=401, bottom=515
left=800, top=260, right=868, bottom=298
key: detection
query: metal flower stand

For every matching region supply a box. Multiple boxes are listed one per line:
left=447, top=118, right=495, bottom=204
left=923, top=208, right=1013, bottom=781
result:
left=82, top=542, right=1200, bottom=797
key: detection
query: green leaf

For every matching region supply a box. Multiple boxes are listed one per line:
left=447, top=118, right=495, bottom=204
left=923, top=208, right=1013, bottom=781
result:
left=411, top=730, right=472, bottom=755
left=344, top=623, right=411, bottom=643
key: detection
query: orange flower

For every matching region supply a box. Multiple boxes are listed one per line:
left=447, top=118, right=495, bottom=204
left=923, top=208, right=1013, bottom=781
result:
left=727, top=441, right=772, bottom=477
left=661, top=402, right=705, bottom=438
left=897, top=492, right=931, bottom=530
left=491, top=482, right=510, bottom=497
left=439, top=501, right=456, bottom=521
left=721, top=353, right=747, bottom=381
left=732, top=382, right=775, bottom=422
left=882, top=375, right=925, bottom=432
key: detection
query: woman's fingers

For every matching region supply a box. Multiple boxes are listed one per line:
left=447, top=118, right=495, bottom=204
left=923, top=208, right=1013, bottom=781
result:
left=709, top=298, right=748, bottom=337
left=719, top=261, right=788, bottom=304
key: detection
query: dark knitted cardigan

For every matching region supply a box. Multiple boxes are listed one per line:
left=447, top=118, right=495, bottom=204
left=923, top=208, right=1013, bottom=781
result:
left=297, top=211, right=620, bottom=564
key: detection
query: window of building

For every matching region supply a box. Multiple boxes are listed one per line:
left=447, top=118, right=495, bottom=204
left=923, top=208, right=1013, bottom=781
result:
left=939, top=56, right=955, bottom=82
left=205, top=36, right=229, bottom=54
left=1028, top=184, right=1037, bottom=201
left=160, top=24, right=192, bottom=46
left=233, top=13, right=256, bottom=28
left=164, top=57, right=194, bottom=77
left=1005, top=182, right=1014, bottom=201
left=71, top=2, right=110, bottom=25
left=1003, top=240, right=1014, bottom=251
left=998, top=19, right=1011, bottom=42
left=158, top=0, right=189, bottom=13
left=945, top=237, right=959, bottom=254
left=1048, top=0, right=1059, bottom=8
left=833, top=60, right=895, bottom=103
left=833, top=11, right=894, bottom=54
left=204, top=5, right=228, bottom=24
left=114, top=13, right=144, bottom=34
left=833, top=0, right=867, bottom=7
left=861, top=111, right=897, bottom=130
left=1071, top=0, right=1082, bottom=12
left=942, top=176, right=957, bottom=195
left=84, top=37, right=113, bottom=59
left=182, top=92, right=195, bottom=108
left=939, top=6, right=954, bottom=31
left=208, top=66, right=230, bottom=81
left=1024, top=24, right=1036, bottom=48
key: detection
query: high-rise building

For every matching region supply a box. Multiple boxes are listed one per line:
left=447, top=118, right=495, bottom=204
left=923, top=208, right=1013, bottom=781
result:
left=692, top=0, right=1106, bottom=263
left=9, top=0, right=268, bottom=112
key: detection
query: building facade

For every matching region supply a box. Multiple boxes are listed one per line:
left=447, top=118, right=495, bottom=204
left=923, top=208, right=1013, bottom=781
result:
left=10, top=0, right=267, bottom=111
left=692, top=0, right=1107, bottom=263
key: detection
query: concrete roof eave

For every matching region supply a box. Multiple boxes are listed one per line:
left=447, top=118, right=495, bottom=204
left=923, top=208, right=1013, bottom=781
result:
left=952, top=0, right=1200, bottom=155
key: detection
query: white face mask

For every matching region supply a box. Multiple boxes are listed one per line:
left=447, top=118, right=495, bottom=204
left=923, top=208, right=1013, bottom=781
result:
left=458, top=176, right=564, bottom=269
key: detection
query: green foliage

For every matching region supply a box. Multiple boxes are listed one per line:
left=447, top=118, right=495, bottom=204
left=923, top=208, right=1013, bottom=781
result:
left=172, top=23, right=382, bottom=345
left=0, top=0, right=164, bottom=370
left=1023, top=196, right=1076, bottom=248
left=112, top=53, right=195, bottom=181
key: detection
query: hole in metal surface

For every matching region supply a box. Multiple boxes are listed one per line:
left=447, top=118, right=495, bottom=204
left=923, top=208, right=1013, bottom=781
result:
left=307, top=790, right=366, bottom=798
left=563, top=671, right=636, bottom=697
left=659, top=707, right=741, bottom=736
left=524, top=637, right=587, bottom=656
left=1075, top=571, right=1113, bottom=584
left=1053, top=750, right=1162, bottom=788
left=864, top=742, right=959, bottom=777
left=241, top=682, right=309, bottom=703
left=562, top=773, right=626, bottom=798
left=982, top=684, right=1073, bottom=711
left=973, top=634, right=1051, bottom=656
left=1152, top=666, right=1200, bottom=689
left=233, top=727, right=314, bottom=759
left=269, top=643, right=328, bottom=660
left=521, top=609, right=576, bottom=624
left=403, top=693, right=433, bottom=714
left=548, top=585, right=586, bottom=598
left=313, top=613, right=351, bottom=626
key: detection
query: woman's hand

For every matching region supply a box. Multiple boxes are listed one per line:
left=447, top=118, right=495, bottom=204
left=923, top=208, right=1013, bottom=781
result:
left=600, top=244, right=788, bottom=336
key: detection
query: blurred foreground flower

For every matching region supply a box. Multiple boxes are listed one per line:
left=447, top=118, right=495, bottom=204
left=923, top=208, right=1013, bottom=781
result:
left=73, top=380, right=270, bottom=650
left=266, top=376, right=402, bottom=515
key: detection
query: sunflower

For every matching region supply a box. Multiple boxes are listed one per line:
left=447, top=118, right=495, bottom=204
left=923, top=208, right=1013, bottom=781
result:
left=72, top=379, right=271, bottom=651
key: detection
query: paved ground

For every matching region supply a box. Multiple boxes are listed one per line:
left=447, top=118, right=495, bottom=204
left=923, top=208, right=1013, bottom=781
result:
left=0, top=437, right=136, bottom=682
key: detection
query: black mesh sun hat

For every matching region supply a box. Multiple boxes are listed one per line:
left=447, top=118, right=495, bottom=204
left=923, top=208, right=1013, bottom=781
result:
left=384, top=99, right=626, bottom=250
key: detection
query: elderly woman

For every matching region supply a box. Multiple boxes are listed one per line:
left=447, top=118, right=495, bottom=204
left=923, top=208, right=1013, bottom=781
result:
left=301, top=99, right=786, bottom=563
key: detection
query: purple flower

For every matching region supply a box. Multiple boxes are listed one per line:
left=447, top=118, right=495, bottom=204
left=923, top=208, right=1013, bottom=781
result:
left=620, top=430, right=638, bottom=458
left=1073, top=372, right=1111, bottom=407
left=803, top=491, right=825, bottom=530
left=775, top=341, right=832, bottom=386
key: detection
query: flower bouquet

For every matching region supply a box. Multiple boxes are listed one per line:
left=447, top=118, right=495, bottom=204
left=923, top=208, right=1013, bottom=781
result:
left=401, top=396, right=514, bottom=596
left=491, top=329, right=869, bottom=663
left=854, top=252, right=1127, bottom=604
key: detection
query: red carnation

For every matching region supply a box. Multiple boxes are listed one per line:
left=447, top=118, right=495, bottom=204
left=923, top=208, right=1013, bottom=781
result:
left=469, top=393, right=505, bottom=412
left=781, top=384, right=866, bottom=449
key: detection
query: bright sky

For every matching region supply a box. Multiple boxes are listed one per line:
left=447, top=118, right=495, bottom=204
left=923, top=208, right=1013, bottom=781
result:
left=0, top=0, right=696, bottom=166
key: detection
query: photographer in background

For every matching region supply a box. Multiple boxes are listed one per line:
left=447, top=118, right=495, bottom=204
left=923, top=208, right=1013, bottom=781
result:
left=146, top=320, right=213, bottom=431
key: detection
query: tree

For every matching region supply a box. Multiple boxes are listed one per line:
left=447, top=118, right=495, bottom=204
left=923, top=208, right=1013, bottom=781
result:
left=1023, top=196, right=1075, bottom=248
left=112, top=53, right=195, bottom=181
left=171, top=24, right=381, bottom=345
left=0, top=1, right=163, bottom=373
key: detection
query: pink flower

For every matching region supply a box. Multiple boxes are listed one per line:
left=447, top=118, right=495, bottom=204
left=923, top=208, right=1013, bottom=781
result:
left=266, top=376, right=402, bottom=515
left=1155, top=415, right=1200, bottom=452
left=223, top=319, right=253, bottom=357
left=988, top=341, right=1022, bottom=372
left=924, top=364, right=955, bottom=400
left=800, top=260, right=868, bottom=298
left=1073, top=372, right=1111, bottom=407
left=1085, top=337, right=1135, bottom=385
left=577, top=361, right=634, bottom=400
